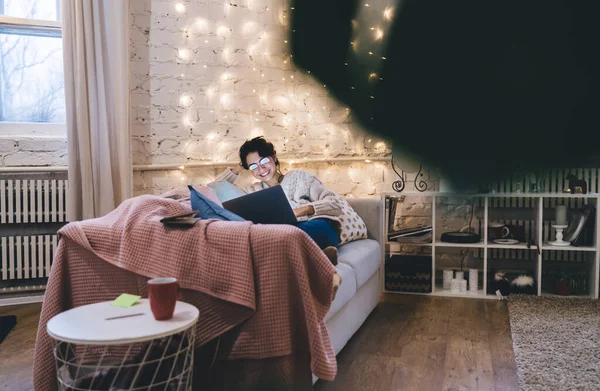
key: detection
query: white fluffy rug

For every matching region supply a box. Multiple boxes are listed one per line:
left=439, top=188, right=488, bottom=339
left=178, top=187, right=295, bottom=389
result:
left=508, top=295, right=600, bottom=391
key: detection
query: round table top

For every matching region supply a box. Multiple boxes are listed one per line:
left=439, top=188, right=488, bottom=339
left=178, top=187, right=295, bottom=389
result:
left=47, top=299, right=199, bottom=345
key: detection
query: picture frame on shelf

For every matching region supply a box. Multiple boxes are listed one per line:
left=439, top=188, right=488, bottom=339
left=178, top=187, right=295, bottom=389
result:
left=563, top=204, right=595, bottom=246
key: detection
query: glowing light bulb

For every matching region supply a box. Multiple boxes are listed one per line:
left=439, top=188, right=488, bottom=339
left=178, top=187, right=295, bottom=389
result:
left=368, top=139, right=372, bottom=143
left=368, top=51, right=373, bottom=55
left=216, top=25, right=230, bottom=37
left=177, top=48, right=190, bottom=60
left=207, top=133, right=216, bottom=141
left=384, top=7, right=394, bottom=21
left=175, top=3, right=185, bottom=13
left=369, top=72, right=377, bottom=79
left=365, top=3, right=370, bottom=7
left=374, top=28, right=384, bottom=40
left=179, top=94, right=192, bottom=107
left=365, top=159, right=372, bottom=163
left=179, top=165, right=185, bottom=170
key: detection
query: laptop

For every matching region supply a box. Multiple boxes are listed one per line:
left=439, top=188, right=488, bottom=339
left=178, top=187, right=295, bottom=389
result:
left=222, top=185, right=298, bottom=225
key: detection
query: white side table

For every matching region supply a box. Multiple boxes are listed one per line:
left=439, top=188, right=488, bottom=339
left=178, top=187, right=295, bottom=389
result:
left=47, top=299, right=199, bottom=391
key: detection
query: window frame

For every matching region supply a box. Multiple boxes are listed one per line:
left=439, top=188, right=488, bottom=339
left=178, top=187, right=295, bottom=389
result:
left=0, top=8, right=64, bottom=136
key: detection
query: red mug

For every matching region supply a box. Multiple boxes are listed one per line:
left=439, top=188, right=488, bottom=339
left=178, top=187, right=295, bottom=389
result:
left=147, top=277, right=178, bottom=320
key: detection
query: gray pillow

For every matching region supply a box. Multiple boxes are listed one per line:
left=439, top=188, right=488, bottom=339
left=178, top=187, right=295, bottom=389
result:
left=207, top=181, right=246, bottom=203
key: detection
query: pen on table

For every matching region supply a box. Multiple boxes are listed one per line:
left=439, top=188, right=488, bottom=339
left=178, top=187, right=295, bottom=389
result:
left=105, top=313, right=145, bottom=321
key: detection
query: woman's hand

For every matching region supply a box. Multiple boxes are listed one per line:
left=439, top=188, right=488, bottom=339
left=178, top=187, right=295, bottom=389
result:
left=230, top=164, right=243, bottom=175
left=294, top=205, right=315, bottom=218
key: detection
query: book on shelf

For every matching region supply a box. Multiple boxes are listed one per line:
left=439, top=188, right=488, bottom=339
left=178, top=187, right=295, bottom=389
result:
left=388, top=225, right=431, bottom=237
left=390, top=231, right=433, bottom=244
left=388, top=197, right=399, bottom=231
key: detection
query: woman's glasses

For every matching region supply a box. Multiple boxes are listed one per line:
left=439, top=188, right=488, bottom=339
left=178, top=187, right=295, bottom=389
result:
left=248, top=157, right=271, bottom=171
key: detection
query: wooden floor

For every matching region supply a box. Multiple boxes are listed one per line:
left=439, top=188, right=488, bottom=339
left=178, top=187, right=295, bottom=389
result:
left=0, top=295, right=518, bottom=391
left=315, top=295, right=519, bottom=391
left=0, top=302, right=42, bottom=391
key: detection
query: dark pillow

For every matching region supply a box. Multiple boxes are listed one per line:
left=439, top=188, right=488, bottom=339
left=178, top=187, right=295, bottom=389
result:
left=188, top=185, right=246, bottom=221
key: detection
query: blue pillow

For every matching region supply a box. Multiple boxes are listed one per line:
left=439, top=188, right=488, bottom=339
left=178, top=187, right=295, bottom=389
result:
left=207, top=181, right=246, bottom=203
left=188, top=185, right=246, bottom=221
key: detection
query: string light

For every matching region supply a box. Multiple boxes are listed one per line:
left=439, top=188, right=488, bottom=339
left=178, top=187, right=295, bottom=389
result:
left=383, top=7, right=394, bottom=21
left=177, top=48, right=190, bottom=60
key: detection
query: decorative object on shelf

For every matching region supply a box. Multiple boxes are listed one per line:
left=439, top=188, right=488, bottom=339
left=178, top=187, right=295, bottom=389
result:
left=441, top=231, right=481, bottom=243
left=443, top=269, right=454, bottom=290
left=493, top=238, right=519, bottom=245
left=491, top=271, right=511, bottom=299
left=459, top=279, right=467, bottom=292
left=555, top=274, right=572, bottom=296
left=441, top=198, right=480, bottom=243
left=566, top=173, right=587, bottom=194
left=450, top=278, right=461, bottom=294
left=385, top=255, right=432, bottom=293
left=555, top=204, right=567, bottom=226
left=563, top=205, right=595, bottom=246
left=454, top=270, right=464, bottom=281
left=391, top=145, right=427, bottom=193
left=488, top=222, right=509, bottom=240
left=549, top=224, right=570, bottom=247
left=469, top=268, right=478, bottom=292
left=510, top=275, right=536, bottom=295
left=562, top=187, right=572, bottom=193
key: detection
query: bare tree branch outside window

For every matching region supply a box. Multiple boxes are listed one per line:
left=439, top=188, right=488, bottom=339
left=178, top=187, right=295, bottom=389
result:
left=0, top=0, right=65, bottom=123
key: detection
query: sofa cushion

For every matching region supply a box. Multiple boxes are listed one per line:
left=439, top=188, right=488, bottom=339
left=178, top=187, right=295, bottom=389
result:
left=207, top=180, right=246, bottom=203
left=325, top=262, right=357, bottom=323
left=338, top=238, right=381, bottom=289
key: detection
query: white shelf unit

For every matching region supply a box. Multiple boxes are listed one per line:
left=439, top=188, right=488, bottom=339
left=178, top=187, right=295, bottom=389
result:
left=381, top=192, right=600, bottom=300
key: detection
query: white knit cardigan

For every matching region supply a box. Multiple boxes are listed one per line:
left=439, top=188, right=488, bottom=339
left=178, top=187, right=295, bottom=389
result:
left=215, top=168, right=343, bottom=225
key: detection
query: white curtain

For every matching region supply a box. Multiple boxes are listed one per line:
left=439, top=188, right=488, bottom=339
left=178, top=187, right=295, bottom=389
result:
left=62, top=0, right=131, bottom=221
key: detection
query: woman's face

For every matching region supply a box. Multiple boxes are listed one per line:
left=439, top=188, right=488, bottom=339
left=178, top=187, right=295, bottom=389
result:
left=245, top=151, right=277, bottom=183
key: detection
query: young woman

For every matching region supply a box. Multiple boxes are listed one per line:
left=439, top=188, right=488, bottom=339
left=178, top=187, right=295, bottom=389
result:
left=215, top=136, right=343, bottom=264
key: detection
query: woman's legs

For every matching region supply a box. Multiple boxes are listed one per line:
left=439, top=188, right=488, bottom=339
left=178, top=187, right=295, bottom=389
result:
left=296, top=219, right=339, bottom=249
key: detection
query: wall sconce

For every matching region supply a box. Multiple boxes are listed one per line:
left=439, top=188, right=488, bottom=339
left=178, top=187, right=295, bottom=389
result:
left=391, top=144, right=427, bottom=192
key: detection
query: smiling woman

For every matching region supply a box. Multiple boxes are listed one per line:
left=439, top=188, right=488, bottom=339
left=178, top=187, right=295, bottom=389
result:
left=214, top=136, right=347, bottom=263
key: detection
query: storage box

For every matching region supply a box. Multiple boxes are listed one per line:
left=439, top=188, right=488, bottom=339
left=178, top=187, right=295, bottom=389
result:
left=385, top=255, right=432, bottom=293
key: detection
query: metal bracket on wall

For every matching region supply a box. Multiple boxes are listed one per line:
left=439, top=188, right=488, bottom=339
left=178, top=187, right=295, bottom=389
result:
left=391, top=156, right=428, bottom=192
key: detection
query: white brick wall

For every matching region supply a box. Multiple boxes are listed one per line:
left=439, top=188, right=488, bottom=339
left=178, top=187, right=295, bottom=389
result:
left=0, top=137, right=67, bottom=167
left=130, top=0, right=415, bottom=197
left=3, top=0, right=436, bottom=199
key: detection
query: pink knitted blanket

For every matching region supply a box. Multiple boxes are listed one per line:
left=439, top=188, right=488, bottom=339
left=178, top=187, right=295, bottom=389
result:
left=33, top=194, right=337, bottom=390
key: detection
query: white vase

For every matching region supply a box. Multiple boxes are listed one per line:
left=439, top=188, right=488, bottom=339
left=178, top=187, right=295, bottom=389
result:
left=443, top=270, right=454, bottom=289
left=469, top=268, right=478, bottom=291
left=450, top=278, right=461, bottom=294
left=455, top=271, right=465, bottom=281
left=460, top=279, right=468, bottom=292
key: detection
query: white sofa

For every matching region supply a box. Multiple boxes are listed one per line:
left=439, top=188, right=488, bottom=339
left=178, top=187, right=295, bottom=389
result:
left=314, top=198, right=383, bottom=383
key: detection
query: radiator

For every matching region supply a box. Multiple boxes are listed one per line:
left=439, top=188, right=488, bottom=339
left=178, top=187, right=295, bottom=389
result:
left=0, top=178, right=68, bottom=293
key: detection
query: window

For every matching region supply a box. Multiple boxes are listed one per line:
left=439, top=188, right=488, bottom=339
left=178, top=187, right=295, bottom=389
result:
left=0, top=0, right=64, bottom=128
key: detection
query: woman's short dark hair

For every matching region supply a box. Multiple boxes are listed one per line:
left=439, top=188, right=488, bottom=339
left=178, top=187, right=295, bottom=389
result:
left=239, top=136, right=279, bottom=169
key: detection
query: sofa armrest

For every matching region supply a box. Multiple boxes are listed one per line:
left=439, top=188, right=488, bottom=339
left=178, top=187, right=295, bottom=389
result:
left=345, top=198, right=383, bottom=244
